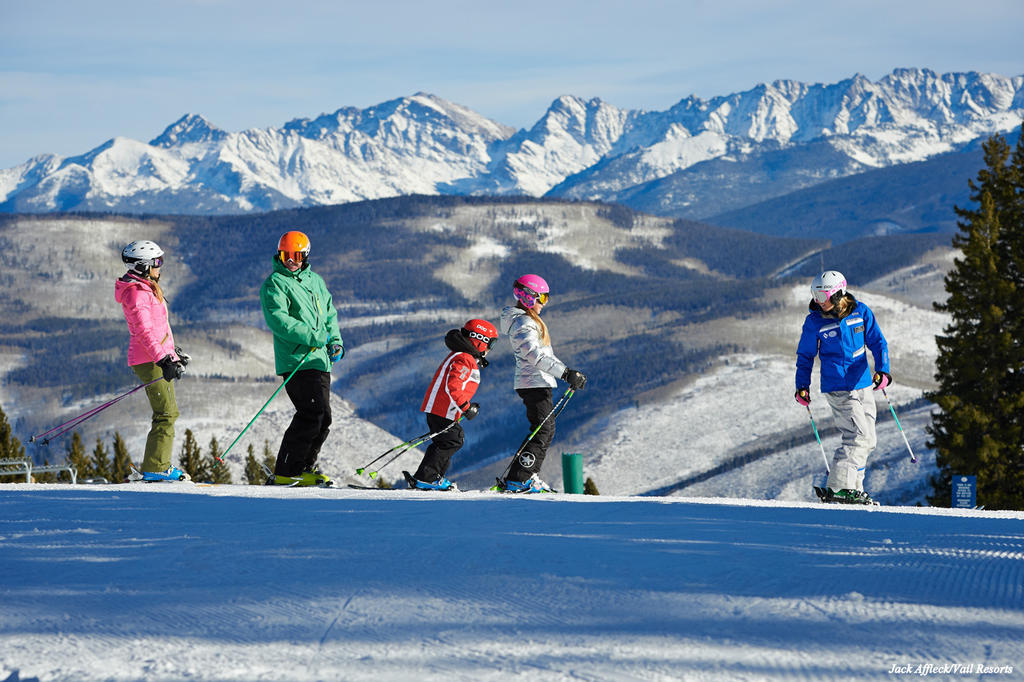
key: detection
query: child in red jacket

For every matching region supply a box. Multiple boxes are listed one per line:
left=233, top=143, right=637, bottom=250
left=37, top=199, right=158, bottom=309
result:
left=406, top=319, right=497, bottom=491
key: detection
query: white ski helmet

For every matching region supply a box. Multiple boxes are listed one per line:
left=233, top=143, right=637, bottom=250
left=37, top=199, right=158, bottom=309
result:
left=811, top=270, right=847, bottom=306
left=121, top=240, right=164, bottom=275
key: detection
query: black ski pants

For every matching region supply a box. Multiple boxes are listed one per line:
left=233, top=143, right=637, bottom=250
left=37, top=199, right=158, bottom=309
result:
left=413, top=413, right=464, bottom=482
left=507, top=387, right=555, bottom=482
left=275, top=369, right=332, bottom=476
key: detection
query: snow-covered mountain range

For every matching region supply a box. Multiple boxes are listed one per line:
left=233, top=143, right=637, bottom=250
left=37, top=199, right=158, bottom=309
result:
left=2, top=68, right=1021, bottom=218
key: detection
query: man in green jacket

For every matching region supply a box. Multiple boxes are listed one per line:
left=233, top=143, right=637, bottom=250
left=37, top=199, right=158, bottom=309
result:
left=260, top=230, right=344, bottom=486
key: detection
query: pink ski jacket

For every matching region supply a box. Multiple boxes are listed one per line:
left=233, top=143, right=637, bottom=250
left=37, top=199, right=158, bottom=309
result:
left=114, top=274, right=178, bottom=366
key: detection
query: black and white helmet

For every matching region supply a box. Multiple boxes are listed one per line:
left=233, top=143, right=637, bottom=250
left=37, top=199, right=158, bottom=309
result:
left=811, top=270, right=847, bottom=306
left=121, top=240, right=164, bottom=275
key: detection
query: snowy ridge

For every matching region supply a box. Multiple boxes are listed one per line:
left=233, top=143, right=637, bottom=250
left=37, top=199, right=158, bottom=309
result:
left=1, top=69, right=1021, bottom=215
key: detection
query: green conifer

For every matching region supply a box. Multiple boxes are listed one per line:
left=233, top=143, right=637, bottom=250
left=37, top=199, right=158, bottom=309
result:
left=111, top=432, right=132, bottom=483
left=91, top=437, right=112, bottom=482
left=65, top=432, right=93, bottom=480
left=927, top=126, right=1024, bottom=510
left=207, top=436, right=232, bottom=484
left=0, top=402, right=28, bottom=482
left=244, top=443, right=265, bottom=484
left=179, top=429, right=210, bottom=482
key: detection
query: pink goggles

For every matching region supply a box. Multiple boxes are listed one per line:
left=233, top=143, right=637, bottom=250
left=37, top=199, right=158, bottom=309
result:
left=813, top=286, right=843, bottom=304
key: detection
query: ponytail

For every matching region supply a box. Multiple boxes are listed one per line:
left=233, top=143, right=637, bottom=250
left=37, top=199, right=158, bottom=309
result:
left=522, top=304, right=551, bottom=346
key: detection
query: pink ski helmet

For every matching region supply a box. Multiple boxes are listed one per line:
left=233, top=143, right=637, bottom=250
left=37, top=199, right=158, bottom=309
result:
left=513, top=274, right=549, bottom=309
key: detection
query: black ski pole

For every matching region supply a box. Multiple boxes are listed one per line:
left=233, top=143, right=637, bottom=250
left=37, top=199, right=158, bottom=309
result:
left=497, top=388, right=575, bottom=482
left=357, top=416, right=465, bottom=479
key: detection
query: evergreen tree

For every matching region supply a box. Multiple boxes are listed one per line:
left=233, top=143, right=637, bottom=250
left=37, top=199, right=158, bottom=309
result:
left=91, top=437, right=112, bottom=482
left=179, top=429, right=210, bottom=482
left=262, top=440, right=276, bottom=474
left=244, top=443, right=265, bottom=484
left=0, top=402, right=28, bottom=482
left=111, top=432, right=132, bottom=483
left=207, top=436, right=232, bottom=484
left=927, top=126, right=1024, bottom=510
left=65, top=432, right=93, bottom=480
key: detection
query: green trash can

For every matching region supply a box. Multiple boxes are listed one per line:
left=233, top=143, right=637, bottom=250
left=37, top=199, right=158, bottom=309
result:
left=561, top=452, right=584, bottom=494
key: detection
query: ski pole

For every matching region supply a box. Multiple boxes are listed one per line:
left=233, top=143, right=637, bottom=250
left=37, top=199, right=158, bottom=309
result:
left=219, top=348, right=314, bottom=463
left=804, top=404, right=830, bottom=475
left=30, top=378, right=164, bottom=445
left=881, top=388, right=917, bottom=463
left=358, top=416, right=465, bottom=479
left=498, top=388, right=575, bottom=481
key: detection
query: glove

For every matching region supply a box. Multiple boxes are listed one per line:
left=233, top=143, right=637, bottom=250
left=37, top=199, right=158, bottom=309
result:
left=794, top=388, right=810, bottom=406
left=461, top=402, right=480, bottom=420
left=872, top=371, right=892, bottom=391
left=328, top=343, right=344, bottom=363
left=562, top=368, right=587, bottom=390
left=174, top=345, right=190, bottom=368
left=156, top=354, right=185, bottom=382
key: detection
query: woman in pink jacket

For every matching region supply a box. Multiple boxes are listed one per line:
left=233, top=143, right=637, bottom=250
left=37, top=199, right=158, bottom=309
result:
left=114, top=240, right=188, bottom=481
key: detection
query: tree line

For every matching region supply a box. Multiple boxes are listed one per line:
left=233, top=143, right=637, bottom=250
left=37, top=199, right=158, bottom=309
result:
left=0, top=401, right=276, bottom=485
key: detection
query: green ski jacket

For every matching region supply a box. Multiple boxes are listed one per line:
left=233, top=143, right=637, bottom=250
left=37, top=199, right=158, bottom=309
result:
left=260, top=257, right=342, bottom=375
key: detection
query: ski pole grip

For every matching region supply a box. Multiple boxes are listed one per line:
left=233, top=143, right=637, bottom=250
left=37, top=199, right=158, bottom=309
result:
left=561, top=453, right=584, bottom=494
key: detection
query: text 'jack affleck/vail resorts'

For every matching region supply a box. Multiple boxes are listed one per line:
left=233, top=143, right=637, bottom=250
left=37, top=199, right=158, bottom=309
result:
left=888, top=663, right=1015, bottom=676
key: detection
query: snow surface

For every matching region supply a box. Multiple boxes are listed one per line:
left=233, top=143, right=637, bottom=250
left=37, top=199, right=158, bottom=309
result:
left=2, top=485, right=1022, bottom=682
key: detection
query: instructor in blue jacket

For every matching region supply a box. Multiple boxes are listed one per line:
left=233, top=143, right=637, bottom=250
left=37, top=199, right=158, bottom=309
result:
left=795, top=270, right=891, bottom=505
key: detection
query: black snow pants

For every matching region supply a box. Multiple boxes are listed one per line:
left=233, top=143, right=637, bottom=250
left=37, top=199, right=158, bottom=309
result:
left=507, top=387, right=555, bottom=482
left=274, top=369, right=332, bottom=476
left=413, top=413, right=464, bottom=482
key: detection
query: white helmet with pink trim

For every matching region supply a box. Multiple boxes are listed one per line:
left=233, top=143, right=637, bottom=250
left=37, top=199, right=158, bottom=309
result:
left=513, top=274, right=549, bottom=309
left=811, top=270, right=847, bottom=306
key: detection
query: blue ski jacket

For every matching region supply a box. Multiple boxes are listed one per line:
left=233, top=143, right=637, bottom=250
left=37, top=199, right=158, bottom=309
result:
left=795, top=295, right=890, bottom=393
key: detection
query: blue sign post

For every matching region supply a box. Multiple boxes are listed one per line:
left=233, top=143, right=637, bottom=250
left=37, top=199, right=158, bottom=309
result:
left=952, top=475, right=976, bottom=509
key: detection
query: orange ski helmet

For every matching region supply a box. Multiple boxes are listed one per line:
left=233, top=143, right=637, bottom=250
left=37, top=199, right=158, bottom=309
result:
left=278, top=231, right=311, bottom=265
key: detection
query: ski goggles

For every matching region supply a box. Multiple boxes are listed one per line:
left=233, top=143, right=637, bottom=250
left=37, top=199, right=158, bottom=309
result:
left=467, top=331, right=497, bottom=349
left=536, top=292, right=549, bottom=305
left=279, top=250, right=308, bottom=264
left=812, top=287, right=842, bottom=304
left=151, top=257, right=163, bottom=268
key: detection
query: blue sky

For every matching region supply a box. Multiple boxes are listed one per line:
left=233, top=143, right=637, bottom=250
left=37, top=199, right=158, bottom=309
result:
left=1, top=0, right=1022, bottom=168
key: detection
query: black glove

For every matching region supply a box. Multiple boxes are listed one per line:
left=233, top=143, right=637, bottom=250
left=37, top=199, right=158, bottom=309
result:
left=461, top=402, right=480, bottom=420
left=174, top=345, right=191, bottom=368
left=156, top=354, right=185, bottom=382
left=795, top=387, right=811, bottom=406
left=562, top=368, right=587, bottom=390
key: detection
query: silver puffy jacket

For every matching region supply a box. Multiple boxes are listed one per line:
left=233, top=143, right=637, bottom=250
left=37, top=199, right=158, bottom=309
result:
left=501, top=305, right=567, bottom=389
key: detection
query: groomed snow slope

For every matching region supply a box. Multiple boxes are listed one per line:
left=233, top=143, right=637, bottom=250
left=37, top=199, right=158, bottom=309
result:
left=2, top=486, right=1022, bottom=681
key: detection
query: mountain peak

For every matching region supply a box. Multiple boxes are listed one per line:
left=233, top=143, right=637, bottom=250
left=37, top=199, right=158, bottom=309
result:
left=150, top=114, right=227, bottom=148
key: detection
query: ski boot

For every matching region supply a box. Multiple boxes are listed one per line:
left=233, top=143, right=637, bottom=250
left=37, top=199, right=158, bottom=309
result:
left=815, top=487, right=877, bottom=505
left=141, top=466, right=190, bottom=482
left=402, top=471, right=457, bottom=491
left=492, top=475, right=556, bottom=494
left=301, top=465, right=332, bottom=487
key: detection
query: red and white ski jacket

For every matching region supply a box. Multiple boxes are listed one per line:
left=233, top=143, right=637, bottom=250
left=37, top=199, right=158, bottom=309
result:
left=421, top=351, right=481, bottom=420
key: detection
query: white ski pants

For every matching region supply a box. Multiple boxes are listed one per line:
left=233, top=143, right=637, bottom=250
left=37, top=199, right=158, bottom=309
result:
left=824, top=387, right=877, bottom=491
